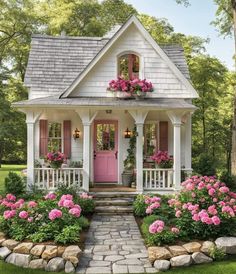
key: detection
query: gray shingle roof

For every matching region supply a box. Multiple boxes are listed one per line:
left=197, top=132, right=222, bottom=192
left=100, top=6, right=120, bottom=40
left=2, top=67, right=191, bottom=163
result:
left=13, top=96, right=196, bottom=110
left=24, top=35, right=190, bottom=97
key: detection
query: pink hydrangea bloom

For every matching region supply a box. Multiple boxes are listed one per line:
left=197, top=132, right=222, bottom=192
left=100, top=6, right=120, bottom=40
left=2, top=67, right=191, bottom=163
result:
left=219, top=186, right=229, bottom=193
left=192, top=213, right=200, bottom=222
left=208, top=205, right=217, bottom=215
left=212, top=216, right=221, bottom=225
left=80, top=192, right=93, bottom=199
left=62, top=199, right=74, bottom=208
left=45, top=193, right=57, bottom=200
left=19, top=211, right=29, bottom=219
left=6, top=194, right=16, bottom=201
left=28, top=201, right=37, bottom=208
left=208, top=188, right=216, bottom=196
left=171, top=227, right=180, bottom=234
left=149, top=220, right=165, bottom=234
left=27, top=217, right=33, bottom=222
left=175, top=210, right=182, bottom=218
left=69, top=206, right=81, bottom=217
left=3, top=210, right=16, bottom=219
left=48, top=209, right=62, bottom=220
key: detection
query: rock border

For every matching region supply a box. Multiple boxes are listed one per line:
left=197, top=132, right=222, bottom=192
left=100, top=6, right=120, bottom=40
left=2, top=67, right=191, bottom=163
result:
left=0, top=235, right=81, bottom=273
left=149, top=237, right=236, bottom=271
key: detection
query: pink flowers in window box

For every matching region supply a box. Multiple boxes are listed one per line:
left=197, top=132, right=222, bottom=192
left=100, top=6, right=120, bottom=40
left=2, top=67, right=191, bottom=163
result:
left=151, top=150, right=173, bottom=168
left=107, top=77, right=153, bottom=98
left=46, top=151, right=65, bottom=169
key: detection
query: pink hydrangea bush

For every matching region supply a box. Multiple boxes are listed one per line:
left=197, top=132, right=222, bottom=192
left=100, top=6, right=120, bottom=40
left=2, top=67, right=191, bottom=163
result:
left=0, top=192, right=91, bottom=244
left=169, top=176, right=236, bottom=239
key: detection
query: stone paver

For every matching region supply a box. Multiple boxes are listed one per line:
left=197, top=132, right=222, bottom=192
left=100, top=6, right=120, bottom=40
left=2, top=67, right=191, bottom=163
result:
left=76, top=215, right=155, bottom=273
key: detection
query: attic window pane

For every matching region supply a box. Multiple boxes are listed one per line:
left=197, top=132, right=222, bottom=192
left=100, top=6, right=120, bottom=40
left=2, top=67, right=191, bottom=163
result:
left=118, top=54, right=139, bottom=80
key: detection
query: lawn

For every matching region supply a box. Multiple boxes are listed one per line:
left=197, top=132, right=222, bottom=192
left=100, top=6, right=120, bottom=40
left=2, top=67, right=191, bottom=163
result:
left=0, top=164, right=26, bottom=192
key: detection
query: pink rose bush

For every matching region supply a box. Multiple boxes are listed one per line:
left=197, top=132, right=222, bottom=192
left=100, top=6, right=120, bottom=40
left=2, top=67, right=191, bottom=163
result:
left=46, top=151, right=65, bottom=168
left=0, top=192, right=92, bottom=244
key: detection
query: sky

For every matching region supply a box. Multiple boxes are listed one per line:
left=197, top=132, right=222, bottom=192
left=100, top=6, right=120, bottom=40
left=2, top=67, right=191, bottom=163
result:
left=124, top=0, right=235, bottom=70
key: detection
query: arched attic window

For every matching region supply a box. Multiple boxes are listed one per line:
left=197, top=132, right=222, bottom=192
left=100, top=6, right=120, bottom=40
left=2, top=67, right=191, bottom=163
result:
left=118, top=53, right=139, bottom=80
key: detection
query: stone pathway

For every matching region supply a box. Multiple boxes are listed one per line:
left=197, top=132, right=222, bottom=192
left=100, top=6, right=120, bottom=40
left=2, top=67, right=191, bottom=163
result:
left=76, top=215, right=156, bottom=274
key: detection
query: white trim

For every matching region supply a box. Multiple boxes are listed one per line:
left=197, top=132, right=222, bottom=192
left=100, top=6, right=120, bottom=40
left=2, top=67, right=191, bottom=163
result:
left=60, top=15, right=198, bottom=99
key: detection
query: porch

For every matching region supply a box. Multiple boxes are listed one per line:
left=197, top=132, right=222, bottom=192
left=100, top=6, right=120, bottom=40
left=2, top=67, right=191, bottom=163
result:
left=18, top=97, right=195, bottom=193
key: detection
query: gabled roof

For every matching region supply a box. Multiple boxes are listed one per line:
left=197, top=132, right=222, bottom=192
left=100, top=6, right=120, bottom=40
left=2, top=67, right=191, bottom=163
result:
left=61, top=15, right=198, bottom=98
left=24, top=18, right=194, bottom=98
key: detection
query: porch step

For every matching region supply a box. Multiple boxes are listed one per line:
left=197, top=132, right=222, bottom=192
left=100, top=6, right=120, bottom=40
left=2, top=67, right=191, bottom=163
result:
left=95, top=205, right=133, bottom=214
left=92, top=192, right=136, bottom=215
left=95, top=198, right=133, bottom=207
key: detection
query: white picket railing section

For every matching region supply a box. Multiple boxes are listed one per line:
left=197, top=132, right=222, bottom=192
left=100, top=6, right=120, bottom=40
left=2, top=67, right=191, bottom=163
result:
left=143, top=168, right=174, bottom=190
left=34, top=168, right=83, bottom=190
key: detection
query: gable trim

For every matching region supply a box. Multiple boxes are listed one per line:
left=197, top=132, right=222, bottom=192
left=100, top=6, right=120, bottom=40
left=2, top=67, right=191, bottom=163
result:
left=60, top=15, right=198, bottom=99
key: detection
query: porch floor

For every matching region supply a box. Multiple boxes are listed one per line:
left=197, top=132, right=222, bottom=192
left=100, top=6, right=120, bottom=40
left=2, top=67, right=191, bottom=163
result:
left=89, top=184, right=135, bottom=192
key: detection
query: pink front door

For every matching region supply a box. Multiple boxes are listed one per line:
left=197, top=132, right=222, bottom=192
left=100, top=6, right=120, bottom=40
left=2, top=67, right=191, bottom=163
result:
left=94, top=120, right=118, bottom=183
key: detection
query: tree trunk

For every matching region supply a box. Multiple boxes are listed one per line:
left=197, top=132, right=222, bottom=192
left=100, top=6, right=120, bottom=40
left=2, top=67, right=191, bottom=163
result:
left=231, top=0, right=236, bottom=175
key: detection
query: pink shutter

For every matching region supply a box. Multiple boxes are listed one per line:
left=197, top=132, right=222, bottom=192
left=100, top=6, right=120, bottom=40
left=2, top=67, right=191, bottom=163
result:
left=63, top=120, right=71, bottom=158
left=39, top=120, right=48, bottom=157
left=159, top=121, right=168, bottom=151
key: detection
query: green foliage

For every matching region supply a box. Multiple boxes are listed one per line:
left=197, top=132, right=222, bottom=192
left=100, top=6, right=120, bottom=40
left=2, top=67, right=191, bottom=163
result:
left=133, top=194, right=147, bottom=217
left=76, top=216, right=90, bottom=229
left=56, top=184, right=78, bottom=197
left=4, top=172, right=25, bottom=195
left=30, top=223, right=60, bottom=243
left=124, top=127, right=136, bottom=170
left=220, top=171, right=236, bottom=189
left=78, top=197, right=95, bottom=215
left=55, top=224, right=81, bottom=244
left=194, top=153, right=217, bottom=176
left=209, top=246, right=226, bottom=261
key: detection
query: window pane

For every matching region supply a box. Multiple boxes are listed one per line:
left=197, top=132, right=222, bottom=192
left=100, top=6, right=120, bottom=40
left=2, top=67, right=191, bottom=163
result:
left=96, top=123, right=115, bottom=151
left=144, top=124, right=157, bottom=157
left=48, top=139, right=62, bottom=152
left=48, top=122, right=61, bottom=138
left=118, top=54, right=139, bottom=80
left=48, top=122, right=62, bottom=152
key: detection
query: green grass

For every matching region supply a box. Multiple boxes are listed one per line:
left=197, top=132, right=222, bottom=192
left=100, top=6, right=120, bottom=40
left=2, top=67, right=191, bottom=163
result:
left=167, top=258, right=236, bottom=274
left=0, top=261, right=56, bottom=274
left=0, top=164, right=26, bottom=192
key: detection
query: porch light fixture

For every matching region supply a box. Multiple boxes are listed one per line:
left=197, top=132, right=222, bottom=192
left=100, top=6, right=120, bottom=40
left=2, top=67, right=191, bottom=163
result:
left=73, top=128, right=80, bottom=140
left=124, top=128, right=131, bottom=138
left=106, top=110, right=112, bottom=114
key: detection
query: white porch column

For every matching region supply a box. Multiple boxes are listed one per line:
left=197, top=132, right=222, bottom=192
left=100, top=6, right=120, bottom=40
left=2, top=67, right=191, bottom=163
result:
left=184, top=113, right=192, bottom=171
left=167, top=111, right=185, bottom=191
left=76, top=109, right=97, bottom=192
left=26, top=111, right=41, bottom=189
left=128, top=110, right=148, bottom=193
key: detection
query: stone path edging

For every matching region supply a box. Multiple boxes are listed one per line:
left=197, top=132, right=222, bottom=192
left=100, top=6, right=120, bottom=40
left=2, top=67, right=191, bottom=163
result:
left=76, top=214, right=156, bottom=274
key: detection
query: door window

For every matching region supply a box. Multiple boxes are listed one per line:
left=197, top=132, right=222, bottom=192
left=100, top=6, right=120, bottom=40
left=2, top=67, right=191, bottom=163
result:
left=96, top=123, right=115, bottom=151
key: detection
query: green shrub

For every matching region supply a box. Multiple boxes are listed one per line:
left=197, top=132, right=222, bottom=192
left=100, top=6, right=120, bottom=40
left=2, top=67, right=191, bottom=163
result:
left=55, top=224, right=81, bottom=244
left=77, top=196, right=95, bottom=215
left=194, top=153, right=216, bottom=176
left=219, top=171, right=236, bottom=190
left=133, top=194, right=147, bottom=217
left=56, top=184, right=78, bottom=197
left=77, top=216, right=90, bottom=229
left=209, top=246, right=226, bottom=261
left=4, top=172, right=25, bottom=195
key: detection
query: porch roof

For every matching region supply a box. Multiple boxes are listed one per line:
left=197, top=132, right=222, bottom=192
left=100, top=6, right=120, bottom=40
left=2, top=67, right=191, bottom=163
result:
left=13, top=96, right=196, bottom=110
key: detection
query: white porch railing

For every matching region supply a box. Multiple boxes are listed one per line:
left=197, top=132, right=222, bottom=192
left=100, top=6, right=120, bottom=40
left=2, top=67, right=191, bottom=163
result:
left=143, top=168, right=174, bottom=190
left=34, top=168, right=83, bottom=190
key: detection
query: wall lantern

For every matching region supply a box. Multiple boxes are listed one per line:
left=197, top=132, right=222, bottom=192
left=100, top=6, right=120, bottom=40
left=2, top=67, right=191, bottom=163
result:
left=73, top=128, right=80, bottom=140
left=106, top=110, right=112, bottom=114
left=124, top=128, right=131, bottom=138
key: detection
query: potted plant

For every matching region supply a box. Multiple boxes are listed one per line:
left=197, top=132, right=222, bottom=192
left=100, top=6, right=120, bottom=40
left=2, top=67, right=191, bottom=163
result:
left=46, top=151, right=66, bottom=169
left=151, top=150, right=173, bottom=168
left=122, top=127, right=136, bottom=187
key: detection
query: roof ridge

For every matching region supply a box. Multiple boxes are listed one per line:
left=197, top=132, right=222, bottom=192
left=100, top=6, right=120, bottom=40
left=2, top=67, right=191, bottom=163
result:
left=31, top=34, right=109, bottom=41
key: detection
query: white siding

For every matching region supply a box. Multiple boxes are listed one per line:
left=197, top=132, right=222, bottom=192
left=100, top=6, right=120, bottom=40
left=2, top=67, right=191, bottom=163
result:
left=71, top=24, right=190, bottom=98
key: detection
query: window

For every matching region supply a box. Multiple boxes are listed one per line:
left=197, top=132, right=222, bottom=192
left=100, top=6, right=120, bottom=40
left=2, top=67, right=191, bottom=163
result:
left=96, top=123, right=115, bottom=151
left=118, top=54, right=139, bottom=80
left=144, top=123, right=157, bottom=157
left=48, top=122, right=62, bottom=152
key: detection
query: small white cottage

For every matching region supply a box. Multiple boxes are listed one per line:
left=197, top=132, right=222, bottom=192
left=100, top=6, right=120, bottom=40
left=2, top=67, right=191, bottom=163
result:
left=14, top=16, right=198, bottom=193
